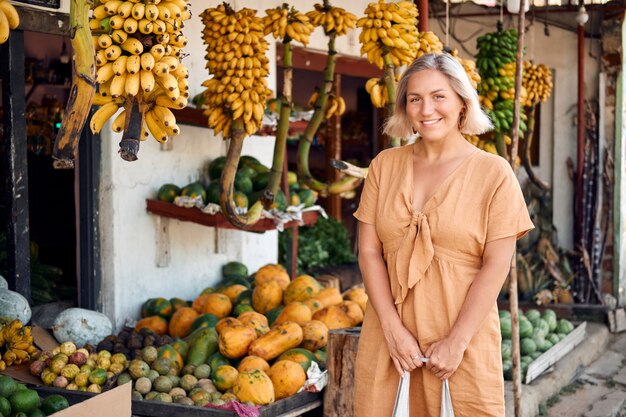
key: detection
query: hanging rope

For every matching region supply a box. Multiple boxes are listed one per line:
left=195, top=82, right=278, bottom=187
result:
left=445, top=0, right=450, bottom=47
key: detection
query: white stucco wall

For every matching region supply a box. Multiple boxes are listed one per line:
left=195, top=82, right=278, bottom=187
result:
left=430, top=15, right=601, bottom=249
left=98, top=0, right=373, bottom=328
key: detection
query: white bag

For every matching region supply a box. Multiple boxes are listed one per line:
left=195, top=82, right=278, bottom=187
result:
left=391, top=372, right=455, bottom=417
left=440, top=380, right=455, bottom=417
left=391, top=372, right=411, bottom=417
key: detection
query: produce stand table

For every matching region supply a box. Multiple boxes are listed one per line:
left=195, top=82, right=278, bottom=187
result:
left=146, top=199, right=319, bottom=232
left=33, top=386, right=322, bottom=417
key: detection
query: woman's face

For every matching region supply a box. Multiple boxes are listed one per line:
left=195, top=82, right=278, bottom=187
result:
left=405, top=69, right=465, bottom=142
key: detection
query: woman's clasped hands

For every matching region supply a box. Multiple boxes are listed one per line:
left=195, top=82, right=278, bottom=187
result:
left=381, top=320, right=425, bottom=376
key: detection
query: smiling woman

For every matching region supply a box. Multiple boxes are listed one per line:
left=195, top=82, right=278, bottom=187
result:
left=352, top=52, right=534, bottom=417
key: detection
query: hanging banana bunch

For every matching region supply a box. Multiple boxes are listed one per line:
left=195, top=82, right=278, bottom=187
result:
left=260, top=5, right=315, bottom=209
left=522, top=61, right=552, bottom=106
left=200, top=3, right=271, bottom=228
left=0, top=0, right=19, bottom=44
left=476, top=29, right=527, bottom=157
left=89, top=0, right=191, bottom=161
left=357, top=0, right=419, bottom=146
left=324, top=94, right=346, bottom=119
left=52, top=0, right=96, bottom=168
left=415, top=31, right=444, bottom=59
left=296, top=1, right=357, bottom=194
left=521, top=61, right=553, bottom=190
left=448, top=48, right=481, bottom=91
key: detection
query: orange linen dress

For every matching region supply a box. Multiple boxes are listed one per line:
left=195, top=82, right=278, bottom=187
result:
left=353, top=145, right=534, bottom=417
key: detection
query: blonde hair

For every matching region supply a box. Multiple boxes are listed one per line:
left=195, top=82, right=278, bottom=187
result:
left=384, top=53, right=493, bottom=140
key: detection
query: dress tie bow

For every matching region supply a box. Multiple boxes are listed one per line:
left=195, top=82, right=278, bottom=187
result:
left=394, top=211, right=435, bottom=305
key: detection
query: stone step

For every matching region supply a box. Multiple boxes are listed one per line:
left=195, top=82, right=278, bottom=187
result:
left=583, top=351, right=625, bottom=379
left=583, top=388, right=626, bottom=417
left=547, top=382, right=613, bottom=417
left=614, top=367, right=626, bottom=387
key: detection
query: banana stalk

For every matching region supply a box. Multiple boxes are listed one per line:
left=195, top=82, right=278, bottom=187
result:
left=221, top=119, right=263, bottom=228
left=261, top=41, right=293, bottom=209
left=118, top=95, right=144, bottom=161
left=52, top=0, right=96, bottom=169
left=296, top=32, right=337, bottom=194
left=522, top=105, right=550, bottom=190
left=330, top=159, right=368, bottom=179
left=382, top=50, right=399, bottom=147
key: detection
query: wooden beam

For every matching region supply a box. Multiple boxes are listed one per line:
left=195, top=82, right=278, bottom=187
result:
left=77, top=111, right=102, bottom=310
left=1, top=31, right=31, bottom=301
left=614, top=18, right=626, bottom=306
left=276, top=44, right=382, bottom=79
left=13, top=4, right=70, bottom=36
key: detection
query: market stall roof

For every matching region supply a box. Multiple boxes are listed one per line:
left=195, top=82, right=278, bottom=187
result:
left=448, top=0, right=612, bottom=6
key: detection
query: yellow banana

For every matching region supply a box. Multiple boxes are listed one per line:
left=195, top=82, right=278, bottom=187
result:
left=96, top=62, right=115, bottom=84
left=90, top=102, right=120, bottom=134
left=0, top=0, right=20, bottom=29
left=126, top=54, right=141, bottom=74
left=140, top=69, right=155, bottom=93
left=110, top=73, right=127, bottom=98
left=120, top=37, right=143, bottom=55
left=145, top=110, right=168, bottom=143
left=112, top=55, right=128, bottom=76
left=124, top=71, right=140, bottom=96
left=111, top=109, right=126, bottom=132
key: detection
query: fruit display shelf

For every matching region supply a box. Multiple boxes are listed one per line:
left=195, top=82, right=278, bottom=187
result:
left=524, top=321, right=586, bottom=384
left=146, top=199, right=319, bottom=232
left=33, top=385, right=322, bottom=417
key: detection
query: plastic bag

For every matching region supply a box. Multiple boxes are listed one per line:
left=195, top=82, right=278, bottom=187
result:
left=391, top=372, right=455, bottom=417
left=440, top=379, right=455, bottom=417
left=391, top=372, right=410, bottom=417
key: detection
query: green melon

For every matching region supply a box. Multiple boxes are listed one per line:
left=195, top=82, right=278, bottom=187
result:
left=556, top=319, right=574, bottom=335
left=500, top=317, right=512, bottom=339
left=252, top=172, right=270, bottom=191
left=222, top=261, right=248, bottom=280
left=519, top=317, right=534, bottom=339
left=209, top=157, right=227, bottom=181
left=520, top=338, right=537, bottom=355
left=237, top=166, right=258, bottom=179
left=206, top=182, right=221, bottom=205
left=273, top=190, right=287, bottom=211
left=277, top=348, right=317, bottom=372
left=233, top=192, right=249, bottom=209
left=181, top=182, right=207, bottom=204
left=157, top=184, right=181, bottom=203
left=239, top=156, right=261, bottom=168
left=501, top=340, right=512, bottom=360
left=234, top=173, right=254, bottom=195
left=298, top=189, right=316, bottom=208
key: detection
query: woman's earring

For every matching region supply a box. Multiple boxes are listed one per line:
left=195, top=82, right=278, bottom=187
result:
left=458, top=111, right=466, bottom=130
left=412, top=127, right=418, bottom=134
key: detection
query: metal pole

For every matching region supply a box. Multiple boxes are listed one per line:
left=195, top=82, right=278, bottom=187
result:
left=416, top=0, right=429, bottom=32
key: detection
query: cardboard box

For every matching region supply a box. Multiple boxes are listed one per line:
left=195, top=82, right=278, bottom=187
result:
left=49, top=383, right=131, bottom=417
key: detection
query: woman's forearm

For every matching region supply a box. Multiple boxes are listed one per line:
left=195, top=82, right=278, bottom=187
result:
left=447, top=255, right=513, bottom=349
left=358, top=249, right=401, bottom=330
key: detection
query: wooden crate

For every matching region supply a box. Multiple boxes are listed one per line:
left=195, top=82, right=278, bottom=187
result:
left=324, top=327, right=361, bottom=417
left=33, top=386, right=322, bottom=417
left=524, top=321, right=587, bottom=384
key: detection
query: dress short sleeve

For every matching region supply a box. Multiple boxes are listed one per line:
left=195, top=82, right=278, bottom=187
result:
left=353, top=156, right=380, bottom=225
left=486, top=161, right=535, bottom=243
